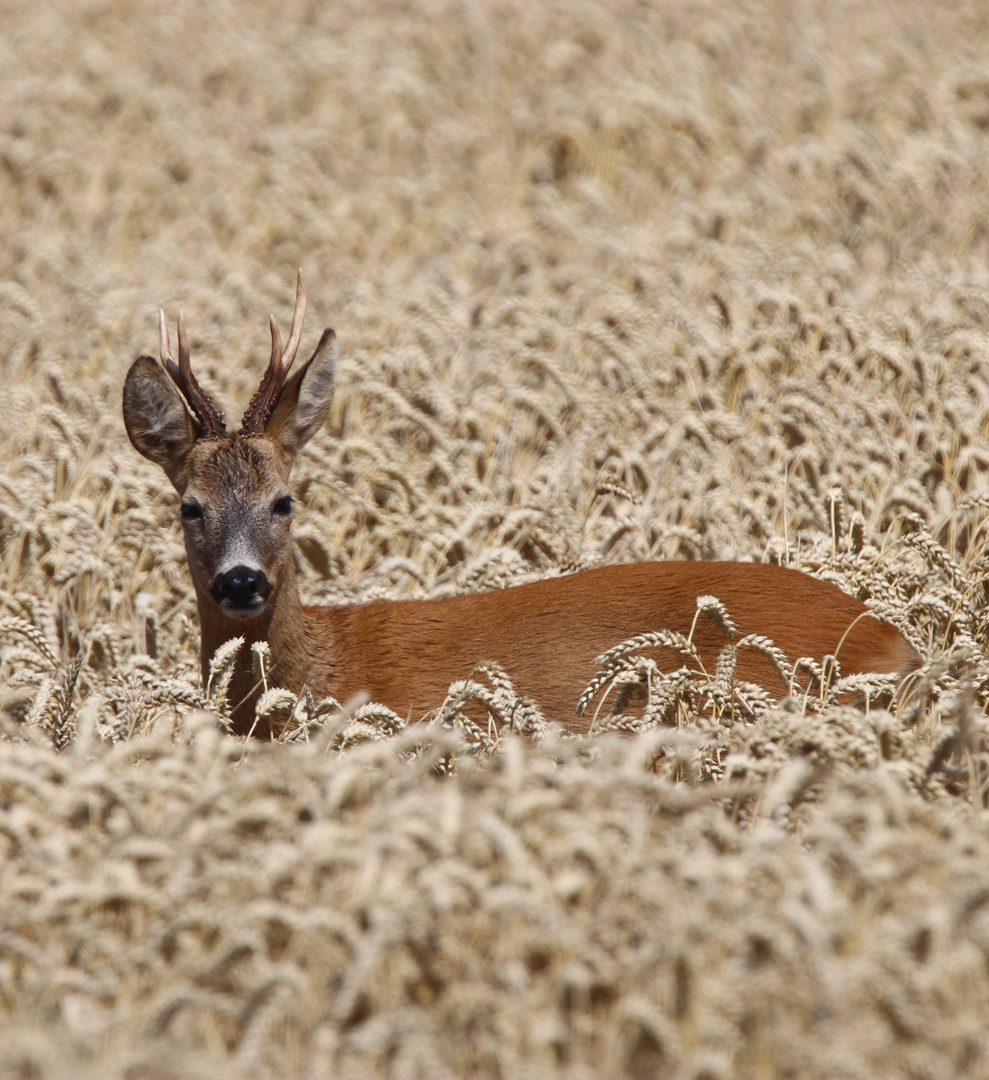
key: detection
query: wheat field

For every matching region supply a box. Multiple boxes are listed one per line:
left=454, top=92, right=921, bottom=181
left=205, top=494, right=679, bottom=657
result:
left=3, top=0, right=989, bottom=1075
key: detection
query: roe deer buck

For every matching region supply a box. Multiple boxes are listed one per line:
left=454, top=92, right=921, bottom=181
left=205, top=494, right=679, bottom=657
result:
left=122, top=273, right=919, bottom=737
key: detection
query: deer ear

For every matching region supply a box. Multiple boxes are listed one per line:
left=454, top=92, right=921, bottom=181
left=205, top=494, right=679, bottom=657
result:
left=122, top=355, right=198, bottom=489
left=265, top=328, right=337, bottom=459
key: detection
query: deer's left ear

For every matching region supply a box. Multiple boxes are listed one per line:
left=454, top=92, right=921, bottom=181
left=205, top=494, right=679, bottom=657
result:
left=265, top=328, right=337, bottom=459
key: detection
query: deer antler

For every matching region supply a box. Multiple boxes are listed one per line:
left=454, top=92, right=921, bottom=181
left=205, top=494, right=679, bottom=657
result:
left=159, top=311, right=226, bottom=439
left=240, top=270, right=307, bottom=435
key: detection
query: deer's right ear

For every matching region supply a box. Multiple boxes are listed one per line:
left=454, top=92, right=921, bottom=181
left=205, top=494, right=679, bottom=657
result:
left=122, top=355, right=198, bottom=488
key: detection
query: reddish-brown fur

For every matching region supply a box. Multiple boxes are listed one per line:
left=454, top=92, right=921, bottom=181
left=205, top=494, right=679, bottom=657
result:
left=122, top=278, right=920, bottom=737
left=199, top=559, right=917, bottom=732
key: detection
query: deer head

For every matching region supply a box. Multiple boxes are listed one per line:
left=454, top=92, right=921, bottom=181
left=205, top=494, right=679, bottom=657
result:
left=122, top=272, right=338, bottom=621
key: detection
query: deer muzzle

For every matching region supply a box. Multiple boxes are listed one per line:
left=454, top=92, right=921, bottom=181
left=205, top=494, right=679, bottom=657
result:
left=211, top=565, right=273, bottom=614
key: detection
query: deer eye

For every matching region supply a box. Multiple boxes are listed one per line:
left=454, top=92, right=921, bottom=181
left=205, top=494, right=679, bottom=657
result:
left=272, top=495, right=292, bottom=517
left=181, top=502, right=203, bottom=522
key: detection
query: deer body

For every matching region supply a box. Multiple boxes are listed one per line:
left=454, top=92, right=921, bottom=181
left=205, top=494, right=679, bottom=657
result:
left=123, top=275, right=919, bottom=736
left=239, top=562, right=914, bottom=729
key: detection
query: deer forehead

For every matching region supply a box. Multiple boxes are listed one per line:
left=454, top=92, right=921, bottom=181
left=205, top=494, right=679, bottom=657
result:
left=185, top=437, right=291, bottom=504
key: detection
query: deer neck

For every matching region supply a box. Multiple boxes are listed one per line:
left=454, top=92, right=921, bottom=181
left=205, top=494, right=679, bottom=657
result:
left=196, top=558, right=335, bottom=735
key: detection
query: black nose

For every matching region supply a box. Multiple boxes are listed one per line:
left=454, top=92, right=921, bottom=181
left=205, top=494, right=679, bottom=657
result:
left=211, top=565, right=272, bottom=609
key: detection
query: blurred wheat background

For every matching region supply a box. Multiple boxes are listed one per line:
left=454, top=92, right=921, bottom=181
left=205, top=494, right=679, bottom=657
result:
left=3, top=0, right=989, bottom=1075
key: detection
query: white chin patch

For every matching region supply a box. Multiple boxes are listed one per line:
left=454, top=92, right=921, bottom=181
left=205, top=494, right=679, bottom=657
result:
left=218, top=596, right=267, bottom=618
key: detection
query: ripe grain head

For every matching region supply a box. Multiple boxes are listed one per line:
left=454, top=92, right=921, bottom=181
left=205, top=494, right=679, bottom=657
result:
left=3, top=0, right=989, bottom=1074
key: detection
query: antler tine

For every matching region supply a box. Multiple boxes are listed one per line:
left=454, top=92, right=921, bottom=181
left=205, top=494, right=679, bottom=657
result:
left=159, top=310, right=181, bottom=384
left=281, top=270, right=307, bottom=370
left=177, top=311, right=191, bottom=376
left=268, top=314, right=283, bottom=373
left=158, top=309, right=226, bottom=439
left=240, top=271, right=308, bottom=435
